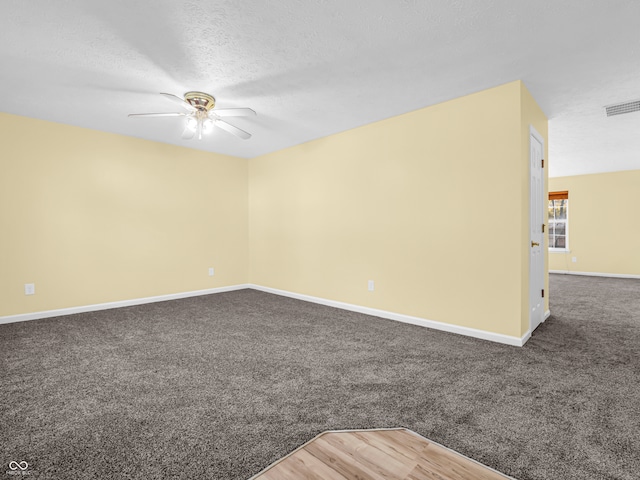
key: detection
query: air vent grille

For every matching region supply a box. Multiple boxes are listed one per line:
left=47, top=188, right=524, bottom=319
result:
left=605, top=100, right=640, bottom=117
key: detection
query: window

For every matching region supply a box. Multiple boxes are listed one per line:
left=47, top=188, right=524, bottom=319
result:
left=548, top=191, right=568, bottom=250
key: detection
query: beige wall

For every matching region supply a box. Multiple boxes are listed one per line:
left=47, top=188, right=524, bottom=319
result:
left=0, top=113, right=248, bottom=317
left=249, top=81, right=548, bottom=338
left=549, top=170, right=640, bottom=276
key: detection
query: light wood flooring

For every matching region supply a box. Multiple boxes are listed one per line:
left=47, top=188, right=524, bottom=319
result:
left=250, top=428, right=514, bottom=480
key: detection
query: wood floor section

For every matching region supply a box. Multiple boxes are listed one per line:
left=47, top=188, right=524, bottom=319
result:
left=251, top=428, right=514, bottom=480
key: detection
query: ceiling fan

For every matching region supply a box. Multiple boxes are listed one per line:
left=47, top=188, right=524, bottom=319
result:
left=128, top=92, right=255, bottom=140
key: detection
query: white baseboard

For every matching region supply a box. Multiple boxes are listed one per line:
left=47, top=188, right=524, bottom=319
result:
left=544, top=310, right=551, bottom=321
left=0, top=284, right=250, bottom=325
left=249, top=284, right=528, bottom=347
left=550, top=270, right=640, bottom=279
left=1, top=283, right=532, bottom=347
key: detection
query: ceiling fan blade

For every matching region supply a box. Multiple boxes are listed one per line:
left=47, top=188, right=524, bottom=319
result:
left=213, top=108, right=256, bottom=117
left=128, top=112, right=186, bottom=117
left=214, top=119, right=251, bottom=139
left=160, top=92, right=196, bottom=111
left=181, top=126, right=195, bottom=140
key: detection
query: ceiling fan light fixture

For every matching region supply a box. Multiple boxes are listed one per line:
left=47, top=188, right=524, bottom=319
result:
left=186, top=116, right=198, bottom=131
left=130, top=92, right=254, bottom=141
left=202, top=118, right=214, bottom=134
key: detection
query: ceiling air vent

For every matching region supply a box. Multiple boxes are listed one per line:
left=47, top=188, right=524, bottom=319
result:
left=605, top=100, right=640, bottom=117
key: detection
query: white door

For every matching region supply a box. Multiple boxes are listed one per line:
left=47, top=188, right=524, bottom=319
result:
left=529, top=127, right=545, bottom=333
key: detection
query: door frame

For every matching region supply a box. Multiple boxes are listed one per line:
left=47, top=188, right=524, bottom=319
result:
left=529, top=125, right=545, bottom=334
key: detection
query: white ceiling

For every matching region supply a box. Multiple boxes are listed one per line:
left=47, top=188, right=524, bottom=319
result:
left=1, top=1, right=639, bottom=177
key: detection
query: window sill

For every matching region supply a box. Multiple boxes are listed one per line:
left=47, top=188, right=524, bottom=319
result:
left=549, top=248, right=570, bottom=253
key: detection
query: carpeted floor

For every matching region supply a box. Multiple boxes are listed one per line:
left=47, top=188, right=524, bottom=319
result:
left=1, top=274, right=639, bottom=479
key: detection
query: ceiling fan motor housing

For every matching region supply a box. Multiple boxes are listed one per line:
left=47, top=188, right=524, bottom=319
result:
left=184, top=92, right=216, bottom=111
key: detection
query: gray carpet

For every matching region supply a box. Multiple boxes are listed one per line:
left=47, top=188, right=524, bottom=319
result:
left=1, top=274, right=639, bottom=479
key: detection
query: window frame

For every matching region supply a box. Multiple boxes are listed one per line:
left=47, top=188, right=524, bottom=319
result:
left=548, top=191, right=569, bottom=252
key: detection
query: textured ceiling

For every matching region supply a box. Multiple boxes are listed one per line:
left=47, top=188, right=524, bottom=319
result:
left=1, top=0, right=639, bottom=177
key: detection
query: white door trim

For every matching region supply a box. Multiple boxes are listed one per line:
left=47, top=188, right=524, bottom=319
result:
left=529, top=125, right=545, bottom=334
left=529, top=126, right=544, bottom=151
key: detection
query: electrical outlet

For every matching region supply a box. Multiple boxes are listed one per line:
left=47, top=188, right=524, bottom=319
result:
left=24, top=283, right=35, bottom=295
left=208, top=267, right=214, bottom=276
left=368, top=280, right=374, bottom=292
left=572, top=257, right=577, bottom=263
